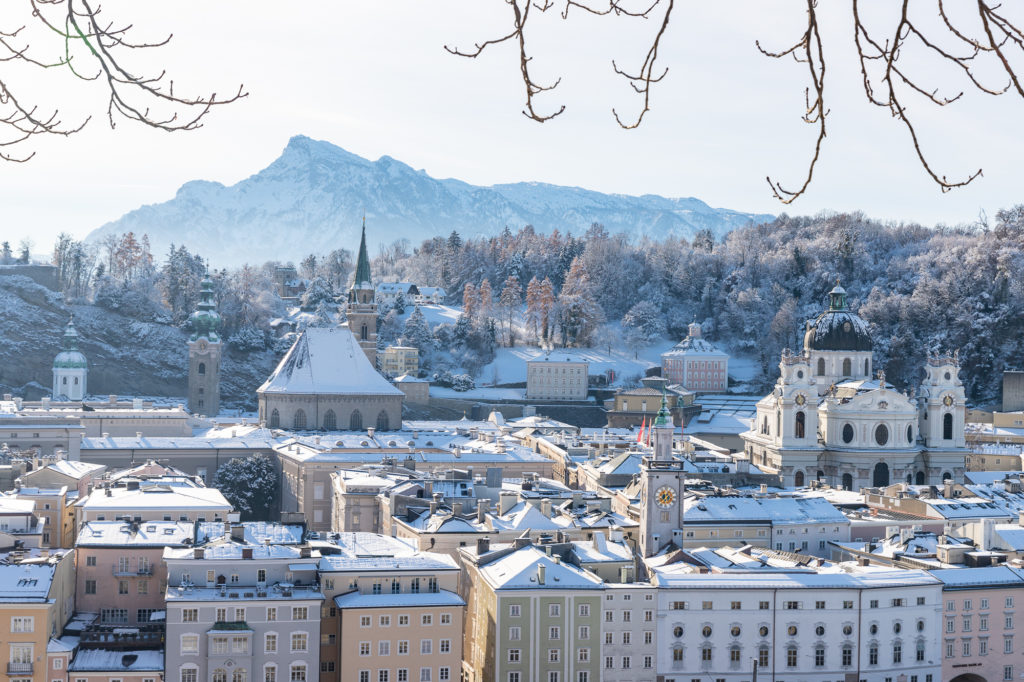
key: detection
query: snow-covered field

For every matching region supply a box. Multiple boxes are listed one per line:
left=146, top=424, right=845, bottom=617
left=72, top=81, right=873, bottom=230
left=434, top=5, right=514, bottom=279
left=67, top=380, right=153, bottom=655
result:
left=476, top=342, right=675, bottom=387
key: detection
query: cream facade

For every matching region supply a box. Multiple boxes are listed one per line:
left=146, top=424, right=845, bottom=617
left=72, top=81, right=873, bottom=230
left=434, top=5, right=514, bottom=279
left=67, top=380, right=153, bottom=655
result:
left=380, top=346, right=419, bottom=378
left=526, top=357, right=588, bottom=401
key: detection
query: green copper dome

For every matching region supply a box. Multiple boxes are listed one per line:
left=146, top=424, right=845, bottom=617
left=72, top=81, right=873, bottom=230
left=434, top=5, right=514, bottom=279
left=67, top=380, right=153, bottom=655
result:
left=53, top=317, right=88, bottom=369
left=653, top=393, right=672, bottom=427
left=189, top=275, right=222, bottom=342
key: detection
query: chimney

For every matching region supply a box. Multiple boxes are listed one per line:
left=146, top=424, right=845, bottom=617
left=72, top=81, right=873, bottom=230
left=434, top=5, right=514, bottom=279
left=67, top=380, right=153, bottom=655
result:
left=367, top=427, right=376, bottom=439
left=242, top=548, right=253, bottom=560
left=537, top=563, right=546, bottom=585
left=760, top=483, right=768, bottom=493
left=41, top=396, right=51, bottom=410
left=231, top=524, right=245, bottom=542
left=109, top=395, right=117, bottom=405
left=133, top=398, right=143, bottom=410
left=136, top=432, right=143, bottom=439
left=477, top=499, right=489, bottom=524
left=571, top=491, right=583, bottom=510
left=430, top=492, right=442, bottom=515
left=499, top=491, right=517, bottom=515
left=540, top=498, right=552, bottom=517
left=476, top=537, right=490, bottom=554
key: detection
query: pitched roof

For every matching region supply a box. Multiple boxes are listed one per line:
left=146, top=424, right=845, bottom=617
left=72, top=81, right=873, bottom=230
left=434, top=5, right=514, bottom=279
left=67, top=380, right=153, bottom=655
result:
left=258, top=327, right=402, bottom=397
left=353, top=219, right=372, bottom=288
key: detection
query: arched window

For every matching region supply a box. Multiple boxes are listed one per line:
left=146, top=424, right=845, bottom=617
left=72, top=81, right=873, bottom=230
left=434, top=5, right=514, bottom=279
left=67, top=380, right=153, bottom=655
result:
left=942, top=471, right=952, bottom=481
left=842, top=473, right=853, bottom=490
left=795, top=411, right=805, bottom=438
left=943, top=413, right=953, bottom=440
left=73, top=377, right=78, bottom=385
left=198, top=362, right=206, bottom=375
left=842, top=423, right=854, bottom=444
left=213, top=670, right=227, bottom=682
left=907, top=425, right=914, bottom=444
left=864, top=358, right=870, bottom=375
left=269, top=409, right=280, bottom=429
left=180, top=667, right=199, bottom=682
left=875, top=424, right=889, bottom=446
left=264, top=666, right=276, bottom=682
left=873, top=462, right=890, bottom=487
left=842, top=357, right=852, bottom=377
left=360, top=324, right=368, bottom=341
left=915, top=471, right=925, bottom=485
left=233, top=670, right=247, bottom=682
left=376, top=410, right=390, bottom=432
left=349, top=410, right=363, bottom=431
left=62, top=377, right=67, bottom=385
left=794, top=470, right=805, bottom=487
left=817, top=358, right=825, bottom=376
left=322, top=410, right=337, bottom=431
left=293, top=409, right=307, bottom=430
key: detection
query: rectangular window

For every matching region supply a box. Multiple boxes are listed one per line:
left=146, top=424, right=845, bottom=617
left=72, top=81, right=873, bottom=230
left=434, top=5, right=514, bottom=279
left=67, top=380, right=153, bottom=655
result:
left=440, top=613, right=451, bottom=625
left=379, top=641, right=391, bottom=656
left=359, top=642, right=370, bottom=656
left=509, top=627, right=521, bottom=641
left=508, top=649, right=520, bottom=663
left=509, top=604, right=520, bottom=617
left=578, top=626, right=589, bottom=639
left=265, top=634, right=277, bottom=653
left=758, top=649, right=769, bottom=667
left=548, top=649, right=560, bottom=663
left=422, top=614, right=432, bottom=626
left=10, top=617, right=33, bottom=633
left=421, top=640, right=432, bottom=655
left=182, top=608, right=198, bottom=623
left=289, top=666, right=306, bottom=682
left=85, top=580, right=96, bottom=594
left=549, top=603, right=560, bottom=617
left=759, top=601, right=769, bottom=610
left=439, top=639, right=450, bottom=654
left=787, top=648, right=797, bottom=667
left=578, top=604, right=589, bottom=617
left=292, top=607, right=307, bottom=620
left=1006, top=636, right=1014, bottom=654
left=181, top=635, right=199, bottom=653
left=267, top=608, right=276, bottom=622
left=398, top=641, right=409, bottom=655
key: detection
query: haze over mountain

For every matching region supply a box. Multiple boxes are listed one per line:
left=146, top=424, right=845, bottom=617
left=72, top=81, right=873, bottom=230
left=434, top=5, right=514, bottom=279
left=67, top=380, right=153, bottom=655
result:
left=86, top=135, right=774, bottom=266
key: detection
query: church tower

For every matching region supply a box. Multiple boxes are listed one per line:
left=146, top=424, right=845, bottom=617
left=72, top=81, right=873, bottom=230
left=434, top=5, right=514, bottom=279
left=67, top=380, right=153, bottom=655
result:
left=347, top=218, right=378, bottom=367
left=187, top=274, right=222, bottom=416
left=52, top=316, right=88, bottom=401
left=918, top=351, right=968, bottom=482
left=639, top=396, right=686, bottom=558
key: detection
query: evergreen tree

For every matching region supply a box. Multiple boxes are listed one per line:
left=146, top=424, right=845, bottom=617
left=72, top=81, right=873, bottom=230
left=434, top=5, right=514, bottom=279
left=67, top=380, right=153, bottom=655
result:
left=499, top=275, right=522, bottom=346
left=300, top=276, right=334, bottom=309
left=212, top=454, right=279, bottom=521
left=558, top=257, right=604, bottom=346
left=402, top=305, right=433, bottom=354
left=622, top=300, right=666, bottom=357
left=309, top=300, right=336, bottom=328
left=524, top=276, right=542, bottom=343
left=393, top=289, right=407, bottom=314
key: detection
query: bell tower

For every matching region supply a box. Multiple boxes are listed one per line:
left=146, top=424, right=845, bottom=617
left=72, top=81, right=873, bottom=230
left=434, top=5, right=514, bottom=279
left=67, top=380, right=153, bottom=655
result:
left=919, top=351, right=967, bottom=449
left=187, top=274, right=222, bottom=416
left=52, top=316, right=88, bottom=401
left=639, top=396, right=686, bottom=558
left=347, top=218, right=378, bottom=367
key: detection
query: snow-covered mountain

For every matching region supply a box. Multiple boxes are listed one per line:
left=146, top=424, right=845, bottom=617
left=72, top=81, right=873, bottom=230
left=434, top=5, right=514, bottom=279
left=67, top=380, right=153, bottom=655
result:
left=86, top=135, right=774, bottom=266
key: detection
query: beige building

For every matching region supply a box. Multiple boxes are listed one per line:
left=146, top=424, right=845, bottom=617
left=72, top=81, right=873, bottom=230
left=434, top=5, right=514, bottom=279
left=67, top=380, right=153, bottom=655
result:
left=604, top=383, right=695, bottom=428
left=8, top=487, right=75, bottom=548
left=380, top=346, right=419, bottom=378
left=526, top=355, right=589, bottom=401
left=0, top=549, right=76, bottom=682
left=74, top=480, right=232, bottom=531
left=316, top=533, right=464, bottom=682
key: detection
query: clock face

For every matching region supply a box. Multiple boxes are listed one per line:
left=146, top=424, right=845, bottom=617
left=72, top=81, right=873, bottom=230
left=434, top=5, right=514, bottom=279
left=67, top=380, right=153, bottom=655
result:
left=943, top=394, right=954, bottom=407
left=794, top=393, right=806, bottom=406
left=655, top=486, right=676, bottom=509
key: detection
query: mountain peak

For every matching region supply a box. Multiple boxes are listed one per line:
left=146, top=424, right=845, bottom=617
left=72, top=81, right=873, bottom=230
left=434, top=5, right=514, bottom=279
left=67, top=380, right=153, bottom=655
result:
left=86, top=137, right=774, bottom=267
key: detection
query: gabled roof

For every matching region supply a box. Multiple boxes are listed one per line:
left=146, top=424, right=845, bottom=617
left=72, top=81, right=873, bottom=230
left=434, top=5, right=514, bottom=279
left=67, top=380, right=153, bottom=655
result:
left=480, top=545, right=604, bottom=590
left=258, top=327, right=402, bottom=397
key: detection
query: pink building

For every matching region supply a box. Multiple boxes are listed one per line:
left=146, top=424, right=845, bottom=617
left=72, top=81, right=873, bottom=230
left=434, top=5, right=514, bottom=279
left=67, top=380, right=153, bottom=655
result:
left=661, top=322, right=729, bottom=392
left=932, top=566, right=1024, bottom=682
left=75, top=520, right=195, bottom=626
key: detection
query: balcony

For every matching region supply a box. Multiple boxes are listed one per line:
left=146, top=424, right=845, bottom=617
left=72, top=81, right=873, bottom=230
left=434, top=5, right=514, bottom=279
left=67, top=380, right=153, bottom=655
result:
left=7, top=663, right=33, bottom=675
left=79, top=625, right=165, bottom=650
left=112, top=564, right=154, bottom=577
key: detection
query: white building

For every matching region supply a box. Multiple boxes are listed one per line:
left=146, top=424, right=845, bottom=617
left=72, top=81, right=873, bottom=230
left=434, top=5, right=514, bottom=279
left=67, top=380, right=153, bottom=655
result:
left=651, top=551, right=943, bottom=682
left=163, top=527, right=323, bottom=682
left=416, top=287, right=447, bottom=305
left=742, top=285, right=968, bottom=490
left=52, top=317, right=88, bottom=401
left=661, top=322, right=728, bottom=392
left=526, top=354, right=589, bottom=401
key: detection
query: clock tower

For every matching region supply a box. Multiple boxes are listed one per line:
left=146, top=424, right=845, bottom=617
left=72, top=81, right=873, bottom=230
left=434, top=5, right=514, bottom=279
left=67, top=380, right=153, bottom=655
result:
left=187, top=274, right=222, bottom=417
left=639, top=395, right=687, bottom=558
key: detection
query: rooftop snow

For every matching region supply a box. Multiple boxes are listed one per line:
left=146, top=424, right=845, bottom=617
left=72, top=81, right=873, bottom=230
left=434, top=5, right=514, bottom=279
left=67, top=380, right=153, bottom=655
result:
left=69, top=649, right=164, bottom=672
left=76, top=520, right=195, bottom=546
left=333, top=589, right=465, bottom=609
left=258, top=327, right=402, bottom=396
left=682, top=496, right=849, bottom=525
left=480, top=546, right=605, bottom=590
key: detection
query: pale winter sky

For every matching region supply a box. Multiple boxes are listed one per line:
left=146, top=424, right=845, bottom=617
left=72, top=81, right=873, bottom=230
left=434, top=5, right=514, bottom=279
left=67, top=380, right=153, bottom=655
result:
left=2, top=1, right=1023, bottom=252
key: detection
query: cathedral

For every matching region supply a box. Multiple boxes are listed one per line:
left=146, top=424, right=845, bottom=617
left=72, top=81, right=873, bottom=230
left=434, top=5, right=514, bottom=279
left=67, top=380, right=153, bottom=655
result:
left=740, top=285, right=967, bottom=490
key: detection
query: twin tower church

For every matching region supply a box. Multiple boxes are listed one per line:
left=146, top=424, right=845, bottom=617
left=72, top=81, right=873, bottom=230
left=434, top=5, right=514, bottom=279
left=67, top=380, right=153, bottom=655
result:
left=50, top=221, right=402, bottom=430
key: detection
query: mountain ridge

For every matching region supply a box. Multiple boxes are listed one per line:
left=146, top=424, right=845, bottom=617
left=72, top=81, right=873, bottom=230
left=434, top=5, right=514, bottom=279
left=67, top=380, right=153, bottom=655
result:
left=86, top=135, right=775, bottom=266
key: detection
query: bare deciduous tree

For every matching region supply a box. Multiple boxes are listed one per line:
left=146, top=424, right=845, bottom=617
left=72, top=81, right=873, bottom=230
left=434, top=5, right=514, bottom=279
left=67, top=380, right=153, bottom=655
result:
left=0, top=1, right=244, bottom=162
left=447, top=1, right=1024, bottom=203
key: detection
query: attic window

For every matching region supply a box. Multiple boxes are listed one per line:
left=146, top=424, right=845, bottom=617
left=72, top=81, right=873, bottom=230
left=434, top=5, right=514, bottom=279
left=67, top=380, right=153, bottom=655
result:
left=17, top=578, right=38, bottom=586
left=146, top=525, right=156, bottom=532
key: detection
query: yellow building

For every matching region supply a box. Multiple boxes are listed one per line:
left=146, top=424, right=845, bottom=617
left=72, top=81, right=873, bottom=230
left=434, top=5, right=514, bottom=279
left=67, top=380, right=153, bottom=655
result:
left=380, top=345, right=419, bottom=377
left=0, top=549, right=76, bottom=682
left=604, top=380, right=696, bottom=428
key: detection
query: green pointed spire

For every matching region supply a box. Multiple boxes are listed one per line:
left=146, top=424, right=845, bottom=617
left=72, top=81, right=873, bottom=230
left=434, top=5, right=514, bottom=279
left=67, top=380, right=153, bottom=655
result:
left=353, top=216, right=372, bottom=289
left=653, top=392, right=672, bottom=427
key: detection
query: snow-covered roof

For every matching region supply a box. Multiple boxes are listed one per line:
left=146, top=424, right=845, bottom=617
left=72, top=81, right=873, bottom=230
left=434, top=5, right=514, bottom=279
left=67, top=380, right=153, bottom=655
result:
left=76, top=520, right=195, bottom=546
left=480, top=545, right=605, bottom=590
left=682, top=496, right=849, bottom=525
left=377, top=282, right=418, bottom=294
left=69, top=649, right=164, bottom=672
left=259, top=327, right=402, bottom=396
left=928, top=566, right=1024, bottom=587
left=196, top=522, right=304, bottom=545
left=393, top=374, right=427, bottom=383
left=0, top=554, right=67, bottom=601
left=79, top=485, right=231, bottom=511
left=662, top=335, right=727, bottom=357
left=652, top=562, right=939, bottom=589
left=571, top=536, right=633, bottom=564
left=334, top=589, right=464, bottom=609
left=0, top=498, right=36, bottom=515
left=44, top=460, right=105, bottom=479
left=318, top=533, right=456, bottom=572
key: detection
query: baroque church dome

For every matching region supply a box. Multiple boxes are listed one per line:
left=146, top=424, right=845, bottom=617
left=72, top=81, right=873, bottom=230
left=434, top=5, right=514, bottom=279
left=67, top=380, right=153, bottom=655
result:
left=803, top=285, right=872, bottom=352
left=53, top=317, right=88, bottom=369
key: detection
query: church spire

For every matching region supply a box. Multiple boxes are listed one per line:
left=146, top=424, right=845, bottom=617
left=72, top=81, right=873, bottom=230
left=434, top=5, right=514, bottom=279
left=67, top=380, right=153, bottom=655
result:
left=353, top=216, right=372, bottom=289
left=189, top=274, right=221, bottom=342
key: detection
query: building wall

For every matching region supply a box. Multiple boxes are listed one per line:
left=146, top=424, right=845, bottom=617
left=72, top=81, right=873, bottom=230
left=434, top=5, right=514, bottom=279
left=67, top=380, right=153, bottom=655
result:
left=187, top=339, right=221, bottom=418
left=941, top=585, right=1024, bottom=682
left=260, top=394, right=403, bottom=432
left=526, top=362, right=589, bottom=401
left=75, top=547, right=168, bottom=625
left=1003, top=372, right=1024, bottom=412
left=394, top=381, right=429, bottom=405
left=662, top=354, right=728, bottom=392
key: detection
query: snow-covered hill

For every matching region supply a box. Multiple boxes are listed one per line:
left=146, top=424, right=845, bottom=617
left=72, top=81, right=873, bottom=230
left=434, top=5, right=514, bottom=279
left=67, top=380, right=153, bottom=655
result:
left=85, top=135, right=774, bottom=266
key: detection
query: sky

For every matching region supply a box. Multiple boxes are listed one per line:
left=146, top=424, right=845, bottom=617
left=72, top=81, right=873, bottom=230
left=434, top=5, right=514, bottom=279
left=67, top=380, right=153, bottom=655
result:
left=2, top=1, right=1023, bottom=252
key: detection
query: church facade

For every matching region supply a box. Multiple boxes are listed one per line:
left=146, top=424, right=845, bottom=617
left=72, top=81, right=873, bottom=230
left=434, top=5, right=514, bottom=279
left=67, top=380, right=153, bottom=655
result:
left=741, top=285, right=967, bottom=490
